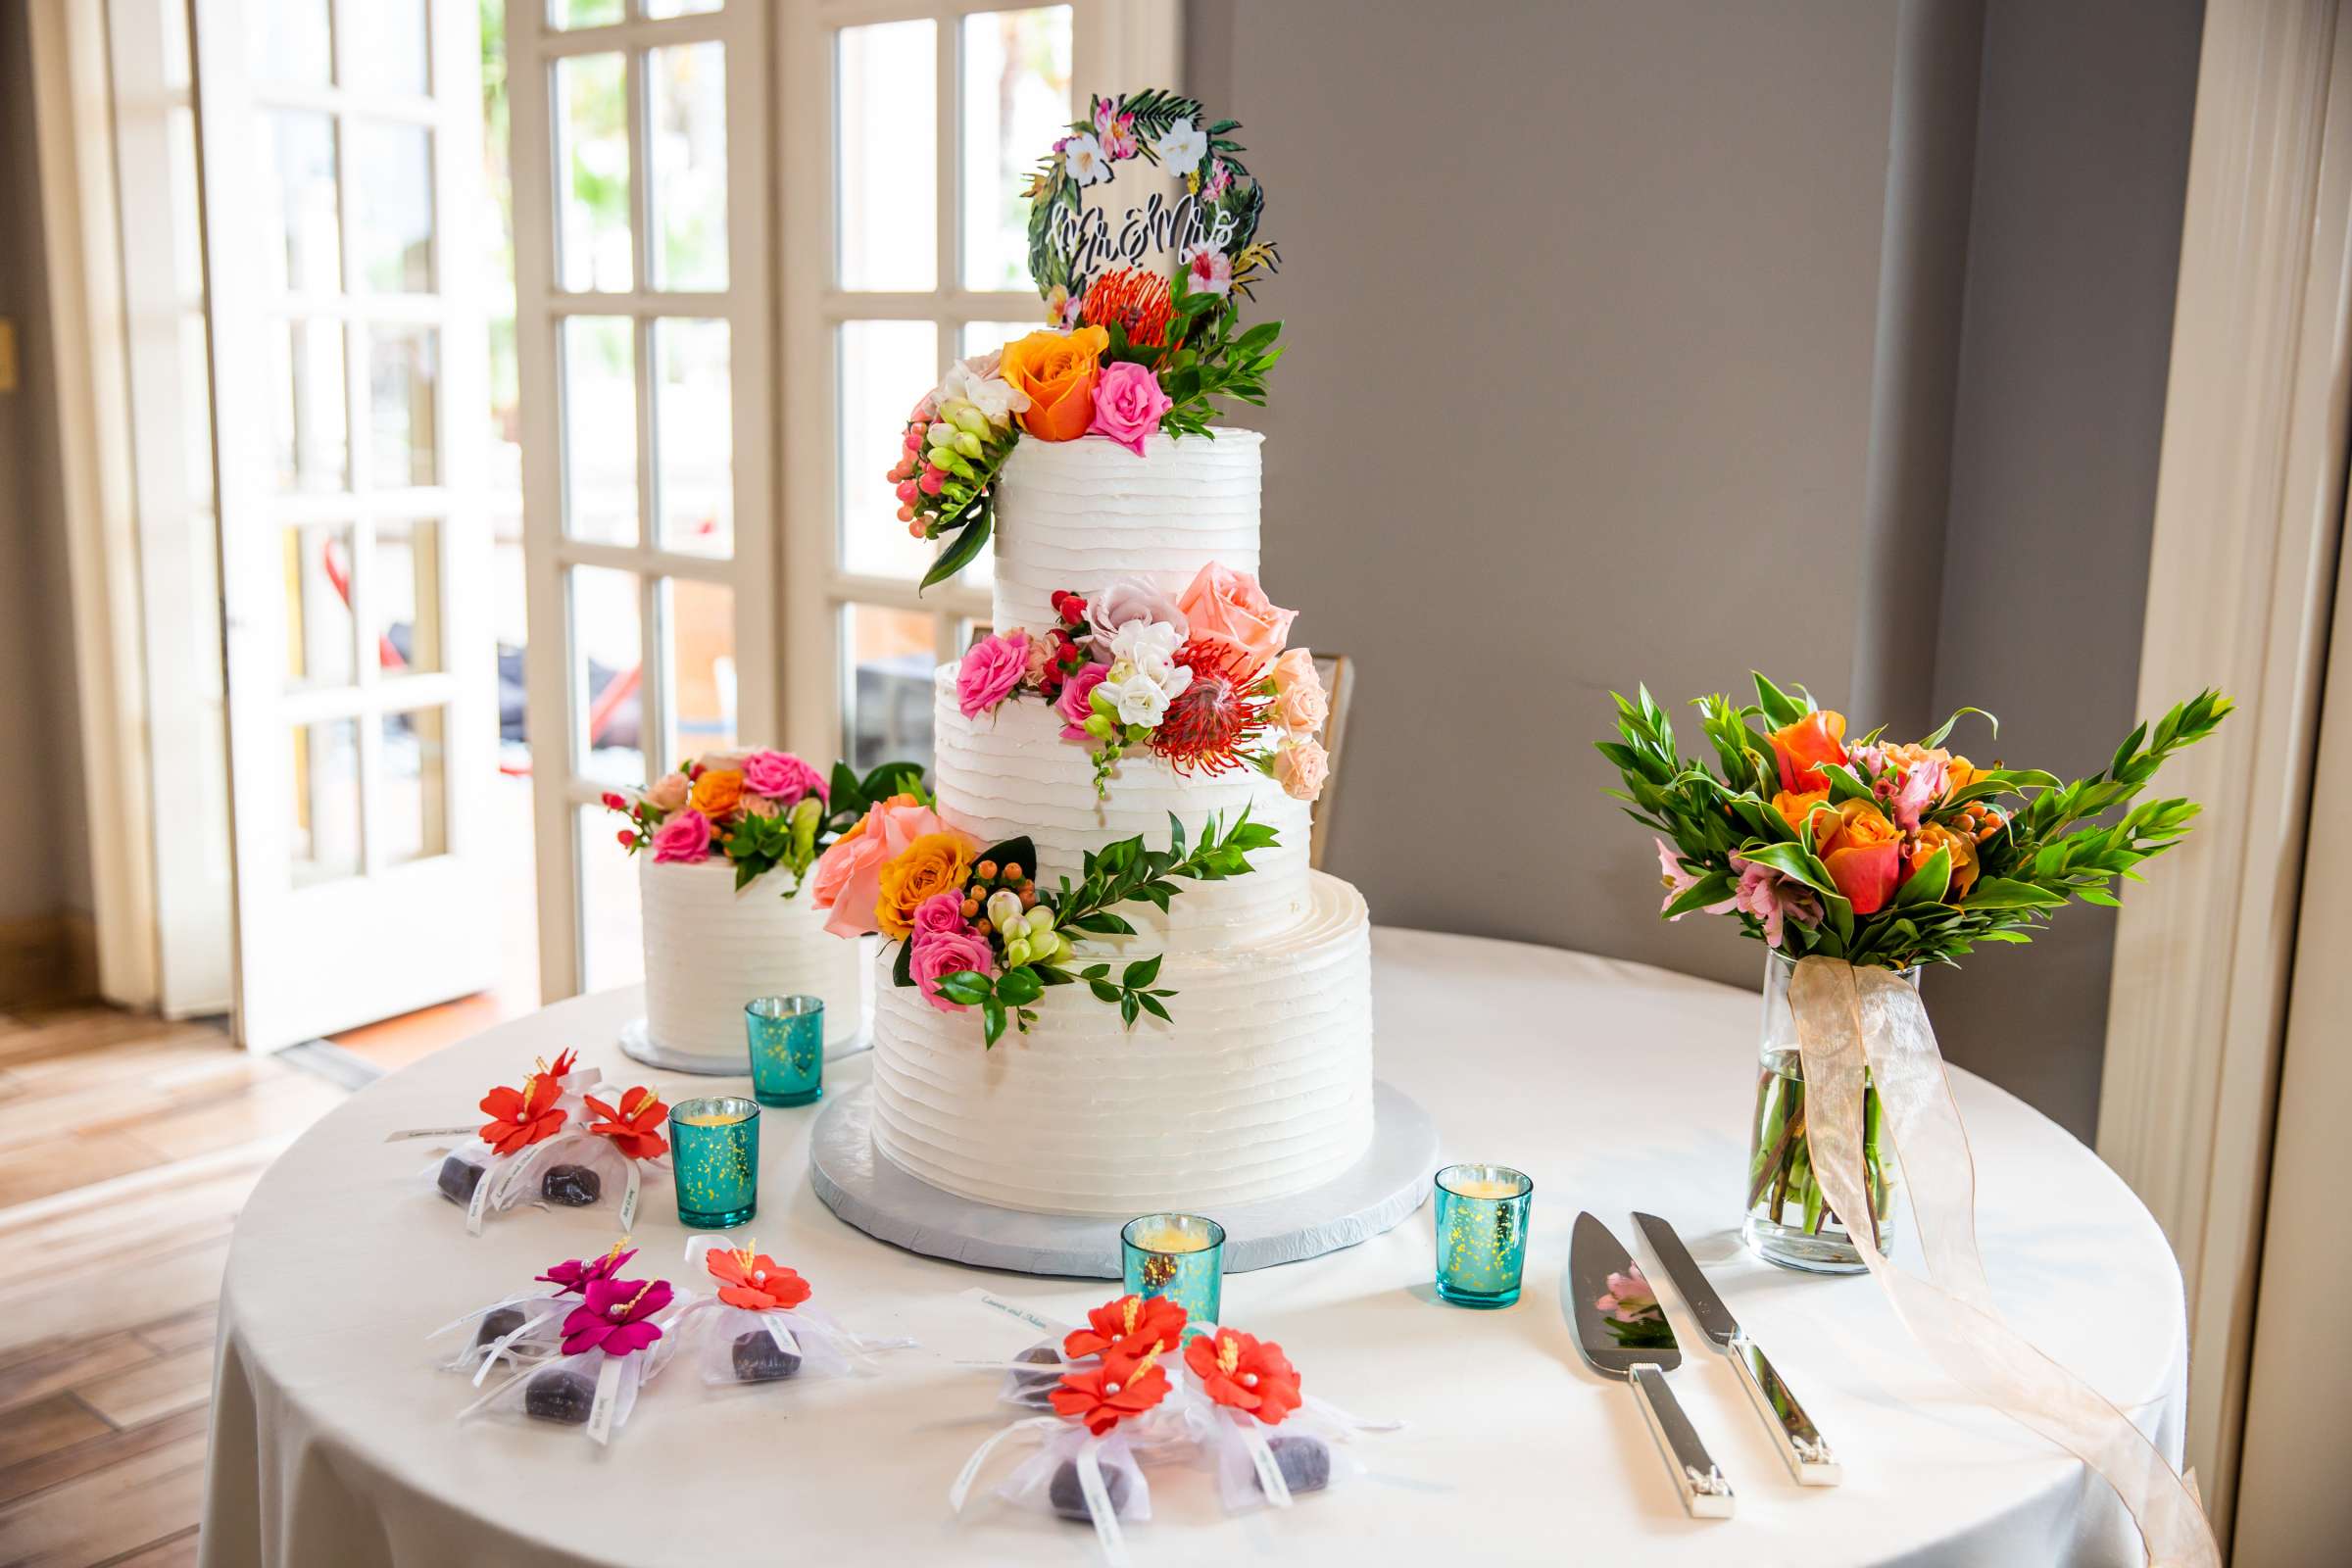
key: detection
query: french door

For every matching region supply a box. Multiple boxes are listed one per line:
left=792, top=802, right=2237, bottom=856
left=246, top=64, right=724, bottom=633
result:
left=507, top=0, right=775, bottom=999
left=198, top=0, right=499, bottom=1048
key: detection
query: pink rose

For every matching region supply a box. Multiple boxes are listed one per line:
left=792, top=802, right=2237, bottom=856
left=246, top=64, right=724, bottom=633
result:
left=1086, top=361, right=1174, bottom=457
left=1085, top=577, right=1188, bottom=654
left=1055, top=662, right=1109, bottom=740
left=908, top=926, right=997, bottom=1013
left=957, top=630, right=1030, bottom=718
left=1273, top=739, right=1328, bottom=803
left=1176, top=562, right=1297, bottom=679
left=644, top=772, right=690, bottom=813
left=912, top=891, right=971, bottom=939
left=650, top=808, right=714, bottom=863
left=740, top=749, right=826, bottom=807
left=808, top=796, right=949, bottom=938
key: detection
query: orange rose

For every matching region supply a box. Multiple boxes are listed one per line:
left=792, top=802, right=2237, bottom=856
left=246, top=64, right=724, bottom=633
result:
left=1817, top=799, right=1901, bottom=914
left=875, top=830, right=978, bottom=940
left=1771, top=788, right=1834, bottom=841
left=1908, top=820, right=1979, bottom=899
left=1945, top=754, right=1981, bottom=796
left=1768, top=710, right=1847, bottom=793
left=690, top=768, right=744, bottom=819
left=1001, top=325, right=1108, bottom=441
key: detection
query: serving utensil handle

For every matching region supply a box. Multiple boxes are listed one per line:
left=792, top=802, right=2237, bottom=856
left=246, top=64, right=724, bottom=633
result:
left=1730, top=1332, right=1841, bottom=1486
left=1629, top=1363, right=1735, bottom=1519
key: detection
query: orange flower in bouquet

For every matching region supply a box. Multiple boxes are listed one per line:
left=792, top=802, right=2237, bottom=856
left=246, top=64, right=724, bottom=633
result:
left=874, top=831, right=977, bottom=940
left=689, top=767, right=744, bottom=819
left=1816, top=799, right=1903, bottom=915
left=1001, top=325, right=1108, bottom=441
left=1768, top=710, right=1847, bottom=794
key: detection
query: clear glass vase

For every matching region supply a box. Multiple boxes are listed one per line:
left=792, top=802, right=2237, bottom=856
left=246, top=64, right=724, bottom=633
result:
left=1743, top=951, right=1913, bottom=1273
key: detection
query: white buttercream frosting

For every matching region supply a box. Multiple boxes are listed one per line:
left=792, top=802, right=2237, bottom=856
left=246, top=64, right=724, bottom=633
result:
left=869, top=874, right=1375, bottom=1214
left=639, top=858, right=864, bottom=1067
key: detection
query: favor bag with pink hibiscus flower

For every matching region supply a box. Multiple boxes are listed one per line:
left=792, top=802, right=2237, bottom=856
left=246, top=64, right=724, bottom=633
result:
left=457, top=1272, right=683, bottom=1446
left=427, top=1241, right=642, bottom=1384
left=665, top=1236, right=914, bottom=1389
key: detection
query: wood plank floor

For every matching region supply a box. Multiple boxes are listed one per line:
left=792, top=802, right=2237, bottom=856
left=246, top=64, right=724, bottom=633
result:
left=0, top=1006, right=352, bottom=1568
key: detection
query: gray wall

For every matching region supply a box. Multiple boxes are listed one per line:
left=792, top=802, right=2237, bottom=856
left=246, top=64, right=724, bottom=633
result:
left=1190, top=0, right=2202, bottom=1137
left=0, top=0, right=93, bottom=924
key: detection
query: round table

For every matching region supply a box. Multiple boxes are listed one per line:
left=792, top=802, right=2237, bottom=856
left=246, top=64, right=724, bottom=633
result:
left=199, top=930, right=2185, bottom=1567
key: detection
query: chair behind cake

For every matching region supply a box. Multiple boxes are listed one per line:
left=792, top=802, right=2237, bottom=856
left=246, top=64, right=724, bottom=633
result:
left=1309, top=652, right=1353, bottom=871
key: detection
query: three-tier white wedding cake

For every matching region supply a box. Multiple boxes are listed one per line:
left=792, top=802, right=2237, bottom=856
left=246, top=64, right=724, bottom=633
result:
left=867, top=430, right=1376, bottom=1216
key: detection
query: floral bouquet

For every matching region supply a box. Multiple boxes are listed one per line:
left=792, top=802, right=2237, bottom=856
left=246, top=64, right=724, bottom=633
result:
left=956, top=562, right=1330, bottom=801
left=808, top=785, right=1276, bottom=1048
left=602, top=750, right=925, bottom=894
left=1598, top=673, right=2228, bottom=1254
left=890, top=89, right=1282, bottom=589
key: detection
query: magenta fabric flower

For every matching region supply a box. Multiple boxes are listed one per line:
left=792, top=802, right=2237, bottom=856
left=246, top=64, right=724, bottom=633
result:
left=911, top=891, right=971, bottom=940
left=1056, top=662, right=1109, bottom=740
left=561, top=1277, right=674, bottom=1357
left=740, top=749, right=826, bottom=808
left=908, top=926, right=997, bottom=1013
left=538, top=1248, right=637, bottom=1297
left=650, top=808, right=713, bottom=864
left=1087, top=362, right=1174, bottom=456
left=957, top=630, right=1030, bottom=718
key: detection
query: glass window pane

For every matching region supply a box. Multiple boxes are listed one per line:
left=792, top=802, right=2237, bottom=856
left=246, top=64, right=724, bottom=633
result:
left=837, top=21, right=935, bottom=290
left=647, top=0, right=721, bottom=17
left=349, top=122, right=435, bottom=292
left=551, top=0, right=624, bottom=28
left=181, top=313, right=216, bottom=509
left=839, top=318, right=937, bottom=579
left=376, top=519, right=441, bottom=673
left=367, top=325, right=439, bottom=488
left=846, top=605, right=938, bottom=775
left=570, top=564, right=643, bottom=786
left=556, top=52, right=632, bottom=292
left=282, top=524, right=355, bottom=689
left=381, top=707, right=448, bottom=864
left=261, top=112, right=340, bottom=295
left=160, top=0, right=190, bottom=91
left=576, top=805, right=644, bottom=990
left=562, top=316, right=637, bottom=544
left=270, top=318, right=348, bottom=492
left=960, top=320, right=1043, bottom=361
left=649, top=42, right=727, bottom=290
left=169, top=107, right=203, bottom=300
left=343, top=0, right=428, bottom=97
left=960, top=8, right=1071, bottom=291
left=252, top=0, right=331, bottom=86
left=654, top=318, right=730, bottom=557
left=290, top=718, right=361, bottom=885
left=665, top=577, right=737, bottom=760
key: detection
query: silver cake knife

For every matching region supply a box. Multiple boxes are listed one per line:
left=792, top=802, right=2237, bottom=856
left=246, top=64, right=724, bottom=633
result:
left=1634, top=1211, right=1842, bottom=1486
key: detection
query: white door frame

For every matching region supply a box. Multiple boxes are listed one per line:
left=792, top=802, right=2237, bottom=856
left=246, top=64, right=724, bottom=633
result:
left=509, top=0, right=776, bottom=1002
left=2097, top=0, right=2352, bottom=1538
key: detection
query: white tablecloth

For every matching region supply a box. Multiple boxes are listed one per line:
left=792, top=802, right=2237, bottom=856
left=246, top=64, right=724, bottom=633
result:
left=200, top=929, right=2185, bottom=1567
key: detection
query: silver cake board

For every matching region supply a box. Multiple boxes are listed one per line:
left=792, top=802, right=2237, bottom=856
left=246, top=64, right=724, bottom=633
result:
left=618, top=1017, right=871, bottom=1076
left=808, top=1080, right=1439, bottom=1278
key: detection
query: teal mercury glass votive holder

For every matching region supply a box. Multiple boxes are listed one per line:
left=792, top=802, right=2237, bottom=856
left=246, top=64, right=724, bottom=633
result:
left=1121, top=1212, right=1225, bottom=1329
left=746, top=995, right=824, bottom=1107
left=668, top=1096, right=760, bottom=1229
left=1435, top=1162, right=1534, bottom=1307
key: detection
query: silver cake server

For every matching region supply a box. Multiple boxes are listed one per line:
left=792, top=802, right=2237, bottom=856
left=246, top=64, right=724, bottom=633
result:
left=1568, top=1210, right=1735, bottom=1518
left=1634, top=1211, right=1842, bottom=1485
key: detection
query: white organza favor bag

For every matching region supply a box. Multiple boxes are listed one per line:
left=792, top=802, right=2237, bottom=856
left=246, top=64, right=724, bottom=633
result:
left=457, top=1270, right=682, bottom=1447
left=1175, top=1325, right=1399, bottom=1513
left=664, top=1236, right=914, bottom=1390
left=399, top=1055, right=673, bottom=1235
left=952, top=1347, right=1175, bottom=1566
left=427, top=1240, right=643, bottom=1384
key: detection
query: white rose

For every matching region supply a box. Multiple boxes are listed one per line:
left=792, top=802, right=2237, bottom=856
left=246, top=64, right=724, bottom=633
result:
left=1108, top=673, right=1172, bottom=727
left=1153, top=119, right=1207, bottom=171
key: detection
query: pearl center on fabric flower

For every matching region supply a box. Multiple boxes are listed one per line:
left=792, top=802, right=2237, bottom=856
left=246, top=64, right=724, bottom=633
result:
left=1103, top=1382, right=1121, bottom=1396
left=1242, top=1372, right=1258, bottom=1387
left=609, top=1304, right=628, bottom=1318
left=753, top=1270, right=766, bottom=1282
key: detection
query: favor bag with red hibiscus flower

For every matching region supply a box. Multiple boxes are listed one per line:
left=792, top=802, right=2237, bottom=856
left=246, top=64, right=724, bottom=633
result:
left=663, top=1235, right=915, bottom=1389
left=416, top=1056, right=673, bottom=1236
left=952, top=1344, right=1172, bottom=1563
left=1177, top=1324, right=1396, bottom=1511
left=426, top=1239, right=641, bottom=1383
left=985, top=1291, right=1189, bottom=1423
left=457, top=1271, right=685, bottom=1447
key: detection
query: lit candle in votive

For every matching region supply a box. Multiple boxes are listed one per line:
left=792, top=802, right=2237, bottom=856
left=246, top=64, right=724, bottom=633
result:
left=1129, top=1224, right=1211, bottom=1253
left=1448, top=1178, right=1524, bottom=1200
left=676, top=1111, right=749, bottom=1127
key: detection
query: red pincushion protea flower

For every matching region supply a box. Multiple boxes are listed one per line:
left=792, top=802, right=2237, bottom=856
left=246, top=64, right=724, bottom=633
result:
left=1149, top=639, right=1272, bottom=776
left=1079, top=267, right=1175, bottom=349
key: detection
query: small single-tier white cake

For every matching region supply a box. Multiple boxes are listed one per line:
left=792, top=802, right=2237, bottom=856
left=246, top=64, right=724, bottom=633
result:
left=638, top=858, right=865, bottom=1070
left=867, top=429, right=1378, bottom=1214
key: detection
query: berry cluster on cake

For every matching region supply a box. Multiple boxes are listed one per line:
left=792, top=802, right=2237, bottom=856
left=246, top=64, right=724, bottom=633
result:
left=807, top=89, right=1374, bottom=1217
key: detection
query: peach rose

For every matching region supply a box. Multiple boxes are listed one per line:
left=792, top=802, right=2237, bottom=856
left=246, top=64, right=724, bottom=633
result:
left=1175, top=561, right=1297, bottom=679
left=1768, top=710, right=1847, bottom=794
left=1816, top=799, right=1901, bottom=915
left=644, top=772, right=690, bottom=813
left=875, top=831, right=979, bottom=941
left=690, top=768, right=744, bottom=819
left=1001, top=325, right=1108, bottom=442
left=1274, top=739, right=1329, bottom=802
left=1909, top=820, right=1979, bottom=899
left=807, top=793, right=949, bottom=938
left=1270, top=648, right=1327, bottom=736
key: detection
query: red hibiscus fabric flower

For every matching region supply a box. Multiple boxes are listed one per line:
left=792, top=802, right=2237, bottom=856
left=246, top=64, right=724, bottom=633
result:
left=1061, top=1293, right=1187, bottom=1361
left=705, top=1247, right=811, bottom=1313
left=1184, top=1327, right=1302, bottom=1425
left=560, top=1277, right=673, bottom=1357
left=584, top=1086, right=669, bottom=1160
left=478, top=1072, right=565, bottom=1155
left=1050, top=1348, right=1171, bottom=1436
